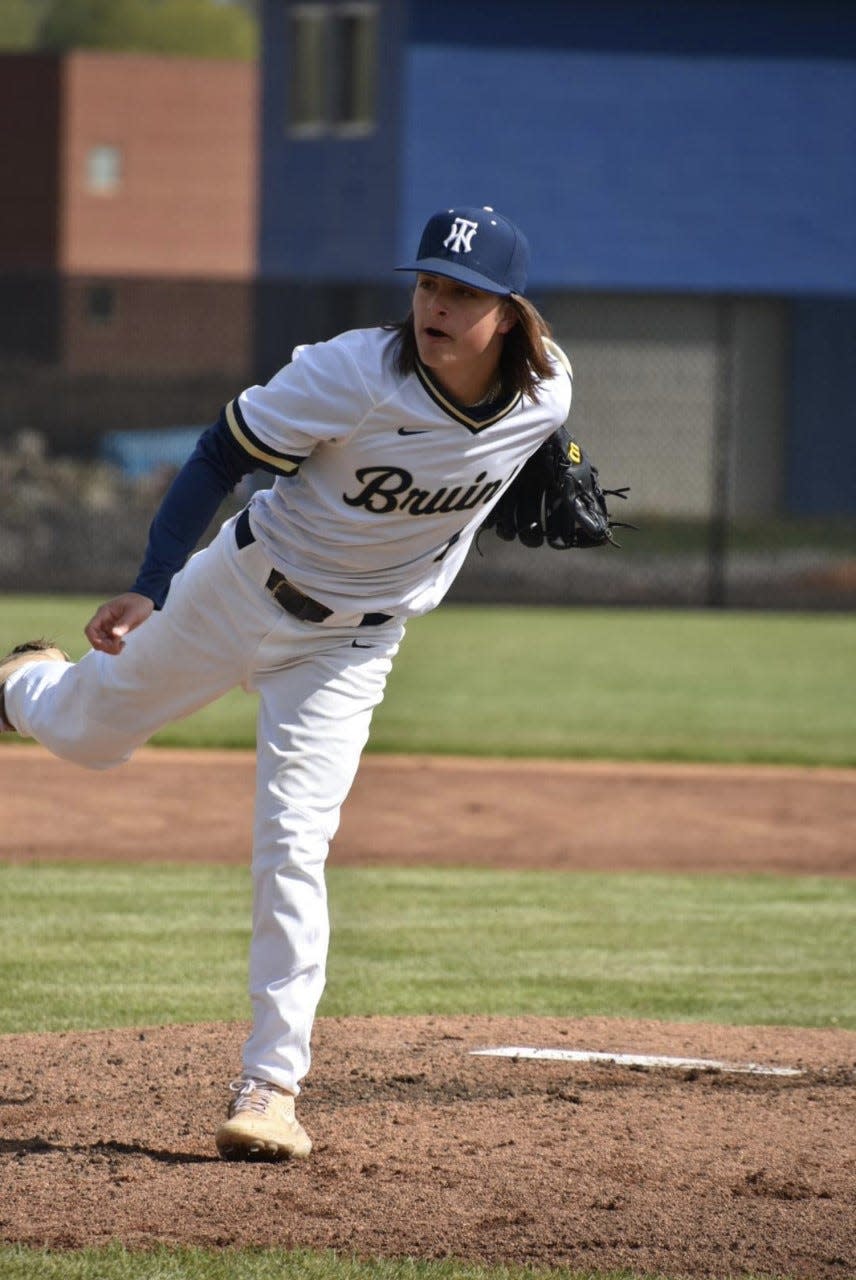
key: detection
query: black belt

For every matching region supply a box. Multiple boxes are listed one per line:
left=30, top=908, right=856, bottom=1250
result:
left=235, top=508, right=392, bottom=628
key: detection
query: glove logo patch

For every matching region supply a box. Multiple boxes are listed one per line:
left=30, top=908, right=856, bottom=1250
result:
left=567, top=441, right=582, bottom=465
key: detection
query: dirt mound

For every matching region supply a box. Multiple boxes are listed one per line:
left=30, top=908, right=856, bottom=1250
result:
left=1, top=1016, right=854, bottom=1278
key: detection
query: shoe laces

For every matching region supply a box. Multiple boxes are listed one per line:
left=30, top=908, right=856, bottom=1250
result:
left=227, top=1077, right=282, bottom=1117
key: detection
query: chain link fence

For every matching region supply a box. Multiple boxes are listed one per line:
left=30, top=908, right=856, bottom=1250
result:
left=456, top=292, right=855, bottom=611
left=1, top=286, right=854, bottom=610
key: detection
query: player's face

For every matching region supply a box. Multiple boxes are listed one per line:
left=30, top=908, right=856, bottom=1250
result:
left=412, top=273, right=516, bottom=403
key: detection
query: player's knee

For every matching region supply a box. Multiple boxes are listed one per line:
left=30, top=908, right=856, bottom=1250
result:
left=56, top=744, right=135, bottom=772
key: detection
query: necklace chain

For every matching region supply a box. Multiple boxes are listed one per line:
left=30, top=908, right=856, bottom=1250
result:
left=470, top=379, right=502, bottom=408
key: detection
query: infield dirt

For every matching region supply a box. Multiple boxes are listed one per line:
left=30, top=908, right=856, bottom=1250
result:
left=1, top=747, right=854, bottom=1279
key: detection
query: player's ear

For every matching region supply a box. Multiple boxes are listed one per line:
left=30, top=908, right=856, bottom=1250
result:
left=497, top=300, right=517, bottom=334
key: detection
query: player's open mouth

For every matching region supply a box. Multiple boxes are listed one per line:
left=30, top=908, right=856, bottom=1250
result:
left=423, top=327, right=450, bottom=340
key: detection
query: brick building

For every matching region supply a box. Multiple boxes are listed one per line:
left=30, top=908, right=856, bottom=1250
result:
left=0, top=51, right=258, bottom=450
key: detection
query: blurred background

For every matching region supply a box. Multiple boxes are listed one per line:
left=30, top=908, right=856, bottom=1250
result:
left=0, top=0, right=854, bottom=609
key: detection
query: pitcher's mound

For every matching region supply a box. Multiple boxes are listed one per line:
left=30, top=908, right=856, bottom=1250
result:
left=1, top=1015, right=854, bottom=1279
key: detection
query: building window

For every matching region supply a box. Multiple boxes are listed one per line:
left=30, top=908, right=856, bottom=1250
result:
left=85, top=284, right=117, bottom=325
left=288, top=2, right=378, bottom=138
left=289, top=5, right=327, bottom=133
left=86, top=144, right=123, bottom=194
left=333, top=5, right=378, bottom=131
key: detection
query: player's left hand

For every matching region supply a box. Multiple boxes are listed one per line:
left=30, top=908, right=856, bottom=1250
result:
left=85, top=592, right=155, bottom=655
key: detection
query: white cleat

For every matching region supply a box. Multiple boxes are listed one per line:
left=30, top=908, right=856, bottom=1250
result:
left=215, top=1076, right=312, bottom=1161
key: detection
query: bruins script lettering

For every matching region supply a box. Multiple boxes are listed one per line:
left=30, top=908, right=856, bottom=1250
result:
left=343, top=467, right=504, bottom=515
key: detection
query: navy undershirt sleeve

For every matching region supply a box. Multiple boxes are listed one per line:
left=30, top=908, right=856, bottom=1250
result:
left=129, top=414, right=261, bottom=609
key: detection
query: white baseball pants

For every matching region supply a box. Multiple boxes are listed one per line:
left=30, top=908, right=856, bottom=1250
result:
left=5, top=515, right=405, bottom=1092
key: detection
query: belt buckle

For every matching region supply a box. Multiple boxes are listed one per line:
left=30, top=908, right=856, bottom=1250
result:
left=267, top=573, right=298, bottom=612
left=267, top=571, right=331, bottom=623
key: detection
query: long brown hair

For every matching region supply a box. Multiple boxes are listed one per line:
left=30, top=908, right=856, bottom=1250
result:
left=386, top=294, right=556, bottom=402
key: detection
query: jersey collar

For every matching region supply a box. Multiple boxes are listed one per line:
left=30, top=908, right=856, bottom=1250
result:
left=414, top=359, right=521, bottom=433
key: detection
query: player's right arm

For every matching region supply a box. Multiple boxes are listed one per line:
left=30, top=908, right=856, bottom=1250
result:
left=126, top=411, right=278, bottom=609
left=82, top=411, right=271, bottom=654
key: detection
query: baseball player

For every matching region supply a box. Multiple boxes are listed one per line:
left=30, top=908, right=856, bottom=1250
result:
left=0, top=206, right=618, bottom=1160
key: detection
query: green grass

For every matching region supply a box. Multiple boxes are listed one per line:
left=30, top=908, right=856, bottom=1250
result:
left=371, top=606, right=856, bottom=765
left=1, top=863, right=852, bottom=1035
left=0, top=1243, right=693, bottom=1280
left=1, top=596, right=854, bottom=764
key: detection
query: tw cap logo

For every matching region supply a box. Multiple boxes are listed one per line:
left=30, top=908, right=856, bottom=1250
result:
left=442, top=217, right=479, bottom=254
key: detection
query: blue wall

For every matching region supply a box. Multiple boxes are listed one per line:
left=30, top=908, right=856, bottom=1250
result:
left=259, top=0, right=403, bottom=281
left=401, top=2, right=856, bottom=294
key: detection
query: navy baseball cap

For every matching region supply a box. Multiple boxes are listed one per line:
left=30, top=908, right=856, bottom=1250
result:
left=396, top=206, right=529, bottom=296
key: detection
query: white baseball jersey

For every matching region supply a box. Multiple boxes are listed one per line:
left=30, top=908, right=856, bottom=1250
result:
left=227, top=327, right=572, bottom=617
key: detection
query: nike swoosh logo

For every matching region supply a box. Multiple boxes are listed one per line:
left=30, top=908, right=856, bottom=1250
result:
left=351, top=639, right=374, bottom=648
left=397, top=427, right=431, bottom=436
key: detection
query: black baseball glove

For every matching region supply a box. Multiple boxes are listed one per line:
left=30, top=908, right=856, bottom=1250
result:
left=483, top=426, right=631, bottom=549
